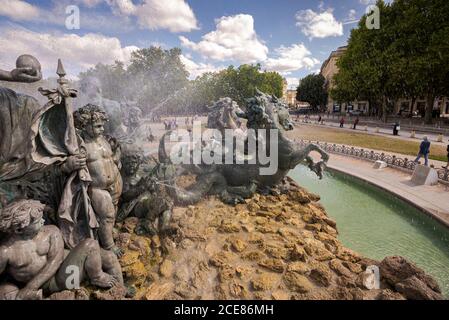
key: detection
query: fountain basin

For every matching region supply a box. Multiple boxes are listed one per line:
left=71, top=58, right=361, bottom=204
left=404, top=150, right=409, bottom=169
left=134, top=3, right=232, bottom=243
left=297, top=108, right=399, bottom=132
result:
left=290, top=165, right=449, bottom=297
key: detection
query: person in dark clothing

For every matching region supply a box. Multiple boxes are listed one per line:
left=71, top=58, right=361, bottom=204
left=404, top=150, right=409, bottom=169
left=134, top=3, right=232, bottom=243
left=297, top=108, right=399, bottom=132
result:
left=353, top=117, right=359, bottom=130
left=444, top=141, right=449, bottom=169
left=414, top=136, right=431, bottom=166
left=393, top=122, right=400, bottom=136
left=339, top=117, right=345, bottom=128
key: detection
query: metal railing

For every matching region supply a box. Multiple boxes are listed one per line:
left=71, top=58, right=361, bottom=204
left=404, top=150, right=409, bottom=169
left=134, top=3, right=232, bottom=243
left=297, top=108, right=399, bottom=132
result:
left=297, top=139, right=449, bottom=184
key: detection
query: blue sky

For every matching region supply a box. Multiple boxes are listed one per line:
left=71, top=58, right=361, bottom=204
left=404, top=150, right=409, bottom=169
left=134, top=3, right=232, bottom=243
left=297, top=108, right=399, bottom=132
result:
left=0, top=0, right=379, bottom=87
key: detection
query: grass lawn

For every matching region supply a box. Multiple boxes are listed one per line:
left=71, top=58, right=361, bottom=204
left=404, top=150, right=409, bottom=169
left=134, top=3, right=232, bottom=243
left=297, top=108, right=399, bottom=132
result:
left=288, top=125, right=448, bottom=162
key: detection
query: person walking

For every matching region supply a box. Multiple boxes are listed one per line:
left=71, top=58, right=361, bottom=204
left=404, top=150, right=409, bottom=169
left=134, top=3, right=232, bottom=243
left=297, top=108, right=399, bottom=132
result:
left=444, top=140, right=449, bottom=169
left=393, top=122, right=400, bottom=136
left=353, top=116, right=359, bottom=130
left=339, top=116, right=345, bottom=128
left=414, top=136, right=431, bottom=166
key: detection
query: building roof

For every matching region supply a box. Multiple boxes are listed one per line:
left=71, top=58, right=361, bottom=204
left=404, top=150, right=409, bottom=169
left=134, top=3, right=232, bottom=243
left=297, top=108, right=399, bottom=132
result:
left=320, top=46, right=347, bottom=74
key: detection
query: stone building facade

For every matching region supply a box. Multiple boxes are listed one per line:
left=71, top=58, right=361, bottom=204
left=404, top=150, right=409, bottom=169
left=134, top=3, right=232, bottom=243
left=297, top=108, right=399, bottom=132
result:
left=321, top=46, right=449, bottom=118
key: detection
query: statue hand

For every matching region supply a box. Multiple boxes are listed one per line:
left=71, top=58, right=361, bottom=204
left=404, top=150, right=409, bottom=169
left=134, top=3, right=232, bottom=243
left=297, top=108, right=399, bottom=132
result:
left=16, top=288, right=42, bottom=300
left=10, top=67, right=42, bottom=83
left=63, top=154, right=87, bottom=173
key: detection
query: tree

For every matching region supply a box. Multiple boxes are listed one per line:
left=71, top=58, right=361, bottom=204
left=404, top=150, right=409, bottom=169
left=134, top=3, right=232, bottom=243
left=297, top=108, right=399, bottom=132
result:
left=331, top=0, right=449, bottom=124
left=389, top=0, right=449, bottom=123
left=77, top=50, right=284, bottom=115
left=297, top=74, right=328, bottom=111
left=331, top=1, right=400, bottom=121
left=127, top=47, right=189, bottom=112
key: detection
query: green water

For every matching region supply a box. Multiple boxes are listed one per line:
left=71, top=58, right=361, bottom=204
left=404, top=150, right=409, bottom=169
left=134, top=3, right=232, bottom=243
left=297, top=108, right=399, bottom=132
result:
left=290, top=165, right=449, bottom=297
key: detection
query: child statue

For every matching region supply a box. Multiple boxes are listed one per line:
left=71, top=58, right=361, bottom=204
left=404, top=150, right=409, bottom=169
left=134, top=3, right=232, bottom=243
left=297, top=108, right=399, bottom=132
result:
left=73, top=104, right=123, bottom=256
left=0, top=199, right=123, bottom=300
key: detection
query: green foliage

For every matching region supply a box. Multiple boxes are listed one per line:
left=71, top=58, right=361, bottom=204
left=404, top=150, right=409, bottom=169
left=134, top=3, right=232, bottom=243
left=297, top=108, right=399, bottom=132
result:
left=296, top=74, right=328, bottom=110
left=331, top=0, right=449, bottom=123
left=78, top=47, right=284, bottom=115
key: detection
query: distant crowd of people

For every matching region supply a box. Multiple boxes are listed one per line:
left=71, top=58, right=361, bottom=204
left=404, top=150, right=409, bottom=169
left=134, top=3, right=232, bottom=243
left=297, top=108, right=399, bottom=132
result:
left=163, top=115, right=200, bottom=131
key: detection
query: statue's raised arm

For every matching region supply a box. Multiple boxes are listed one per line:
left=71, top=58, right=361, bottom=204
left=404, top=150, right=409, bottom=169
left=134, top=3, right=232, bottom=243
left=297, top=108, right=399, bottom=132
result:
left=0, top=55, right=42, bottom=83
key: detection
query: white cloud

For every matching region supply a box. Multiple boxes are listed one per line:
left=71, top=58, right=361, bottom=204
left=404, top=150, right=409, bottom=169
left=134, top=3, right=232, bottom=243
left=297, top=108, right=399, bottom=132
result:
left=344, top=9, right=359, bottom=25
left=359, top=0, right=375, bottom=4
left=0, top=0, right=40, bottom=21
left=180, top=54, right=222, bottom=79
left=286, top=77, right=299, bottom=90
left=78, top=0, right=104, bottom=7
left=0, top=27, right=138, bottom=77
left=180, top=14, right=268, bottom=64
left=265, top=43, right=320, bottom=74
left=108, top=0, right=199, bottom=32
left=348, top=9, right=357, bottom=21
left=295, top=9, right=343, bottom=39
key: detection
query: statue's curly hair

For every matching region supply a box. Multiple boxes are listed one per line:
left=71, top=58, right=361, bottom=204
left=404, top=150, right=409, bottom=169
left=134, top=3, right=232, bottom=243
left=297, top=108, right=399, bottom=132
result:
left=74, top=104, right=108, bottom=130
left=0, top=199, right=45, bottom=233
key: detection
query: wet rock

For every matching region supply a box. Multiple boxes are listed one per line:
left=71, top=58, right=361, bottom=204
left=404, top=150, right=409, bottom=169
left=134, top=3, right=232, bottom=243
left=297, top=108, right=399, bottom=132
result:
left=235, top=265, right=254, bottom=279
left=151, top=235, right=161, bottom=248
left=395, top=276, right=444, bottom=300
left=242, top=250, right=267, bottom=262
left=271, top=290, right=290, bottom=300
left=329, top=259, right=354, bottom=278
left=379, top=256, right=441, bottom=293
left=219, top=219, right=241, bottom=233
left=287, top=261, right=310, bottom=274
left=305, top=223, right=322, bottom=232
left=377, top=289, right=406, bottom=300
left=230, top=238, right=248, bottom=252
left=174, top=282, right=194, bottom=299
left=336, top=247, right=361, bottom=263
left=258, top=258, right=286, bottom=273
left=159, top=259, right=174, bottom=278
left=120, top=250, right=140, bottom=267
left=218, top=265, right=236, bottom=283
left=144, top=282, right=175, bottom=300
left=251, top=273, right=279, bottom=291
left=323, top=217, right=337, bottom=229
left=289, top=245, right=308, bottom=262
left=210, top=251, right=238, bottom=267
left=283, top=272, right=314, bottom=293
left=229, top=281, right=249, bottom=299
left=123, top=260, right=148, bottom=286
left=264, top=243, right=289, bottom=260
left=322, top=225, right=338, bottom=237
left=48, top=290, right=76, bottom=300
left=309, top=264, right=332, bottom=287
left=92, top=285, right=127, bottom=300
left=342, top=261, right=363, bottom=274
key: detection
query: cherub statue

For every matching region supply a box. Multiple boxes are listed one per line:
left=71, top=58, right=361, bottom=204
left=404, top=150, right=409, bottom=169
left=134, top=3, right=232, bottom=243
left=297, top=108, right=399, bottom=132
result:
left=117, top=152, right=173, bottom=236
left=73, top=104, right=123, bottom=256
left=0, top=199, right=123, bottom=300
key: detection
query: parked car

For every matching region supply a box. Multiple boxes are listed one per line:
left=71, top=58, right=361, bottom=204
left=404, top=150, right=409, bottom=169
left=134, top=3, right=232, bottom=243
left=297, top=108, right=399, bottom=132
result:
left=348, top=110, right=363, bottom=116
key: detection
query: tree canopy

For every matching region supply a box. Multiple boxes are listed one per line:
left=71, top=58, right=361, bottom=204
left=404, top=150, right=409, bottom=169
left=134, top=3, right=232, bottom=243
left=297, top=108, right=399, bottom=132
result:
left=296, top=74, right=328, bottom=111
left=79, top=50, right=284, bottom=115
left=330, top=0, right=449, bottom=123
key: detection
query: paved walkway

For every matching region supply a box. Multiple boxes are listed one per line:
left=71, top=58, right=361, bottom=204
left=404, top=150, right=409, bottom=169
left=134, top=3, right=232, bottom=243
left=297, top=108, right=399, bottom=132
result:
left=298, top=119, right=449, bottom=147
left=318, top=153, right=449, bottom=228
